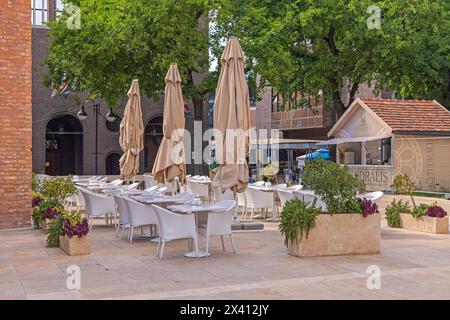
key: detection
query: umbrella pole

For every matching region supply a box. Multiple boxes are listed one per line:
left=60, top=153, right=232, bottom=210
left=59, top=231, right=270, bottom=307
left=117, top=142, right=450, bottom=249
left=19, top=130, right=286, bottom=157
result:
left=233, top=190, right=238, bottom=223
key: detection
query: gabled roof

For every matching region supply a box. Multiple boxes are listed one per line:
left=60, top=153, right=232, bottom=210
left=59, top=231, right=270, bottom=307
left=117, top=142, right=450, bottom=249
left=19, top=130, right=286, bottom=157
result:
left=328, top=98, right=450, bottom=137
left=361, top=98, right=450, bottom=134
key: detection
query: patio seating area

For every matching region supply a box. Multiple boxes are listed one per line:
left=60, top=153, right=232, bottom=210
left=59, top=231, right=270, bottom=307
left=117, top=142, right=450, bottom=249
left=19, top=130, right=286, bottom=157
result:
left=2, top=193, right=450, bottom=300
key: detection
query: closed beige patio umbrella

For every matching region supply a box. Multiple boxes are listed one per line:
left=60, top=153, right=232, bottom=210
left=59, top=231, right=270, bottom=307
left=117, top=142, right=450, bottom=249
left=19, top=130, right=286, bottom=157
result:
left=119, top=79, right=144, bottom=180
left=212, top=37, right=250, bottom=193
left=152, top=63, right=186, bottom=185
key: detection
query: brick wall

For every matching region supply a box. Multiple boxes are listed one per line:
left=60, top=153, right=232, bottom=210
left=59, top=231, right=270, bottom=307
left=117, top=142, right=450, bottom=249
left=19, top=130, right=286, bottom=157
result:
left=0, top=1, right=32, bottom=228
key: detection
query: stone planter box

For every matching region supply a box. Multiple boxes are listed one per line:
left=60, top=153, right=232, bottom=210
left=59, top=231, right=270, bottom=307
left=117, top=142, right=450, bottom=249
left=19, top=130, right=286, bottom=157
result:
left=399, top=213, right=449, bottom=234
left=59, top=235, right=91, bottom=256
left=287, top=214, right=381, bottom=257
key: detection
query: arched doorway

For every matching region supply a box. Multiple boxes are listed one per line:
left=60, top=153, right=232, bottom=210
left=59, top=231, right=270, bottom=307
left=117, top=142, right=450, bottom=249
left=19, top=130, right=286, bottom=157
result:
left=144, top=116, right=163, bottom=173
left=106, top=152, right=121, bottom=175
left=45, top=114, right=83, bottom=175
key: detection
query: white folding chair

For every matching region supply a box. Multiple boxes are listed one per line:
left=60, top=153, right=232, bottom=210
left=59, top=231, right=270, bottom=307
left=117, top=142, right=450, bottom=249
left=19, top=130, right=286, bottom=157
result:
left=151, top=205, right=199, bottom=259
left=122, top=197, right=159, bottom=243
left=198, top=200, right=237, bottom=255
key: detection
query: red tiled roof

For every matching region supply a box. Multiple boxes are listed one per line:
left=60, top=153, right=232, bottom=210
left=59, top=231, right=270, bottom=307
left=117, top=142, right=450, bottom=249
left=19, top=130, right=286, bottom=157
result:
left=359, top=98, right=450, bottom=133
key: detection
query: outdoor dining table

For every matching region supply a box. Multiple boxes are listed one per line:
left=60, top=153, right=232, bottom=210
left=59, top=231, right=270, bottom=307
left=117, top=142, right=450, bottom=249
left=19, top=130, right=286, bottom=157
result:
left=167, top=203, right=228, bottom=258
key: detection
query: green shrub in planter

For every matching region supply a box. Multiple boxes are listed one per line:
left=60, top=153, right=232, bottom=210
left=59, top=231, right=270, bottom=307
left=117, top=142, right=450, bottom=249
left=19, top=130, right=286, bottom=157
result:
left=279, top=198, right=321, bottom=246
left=411, top=203, right=430, bottom=219
left=385, top=199, right=411, bottom=228
left=303, top=159, right=365, bottom=214
left=41, top=176, right=77, bottom=203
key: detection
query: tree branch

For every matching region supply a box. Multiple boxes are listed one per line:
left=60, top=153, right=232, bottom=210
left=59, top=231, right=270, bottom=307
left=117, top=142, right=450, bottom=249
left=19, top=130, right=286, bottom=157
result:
left=324, top=25, right=338, bottom=56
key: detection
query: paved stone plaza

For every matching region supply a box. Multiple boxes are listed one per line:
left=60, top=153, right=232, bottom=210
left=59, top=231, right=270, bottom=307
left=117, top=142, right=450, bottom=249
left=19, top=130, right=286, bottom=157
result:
left=1, top=195, right=450, bottom=300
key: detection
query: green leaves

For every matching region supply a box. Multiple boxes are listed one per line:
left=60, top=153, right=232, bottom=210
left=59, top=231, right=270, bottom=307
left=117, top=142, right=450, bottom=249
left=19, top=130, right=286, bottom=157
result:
left=41, top=176, right=77, bottom=204
left=279, top=197, right=321, bottom=246
left=211, top=0, right=450, bottom=112
left=385, top=199, right=411, bottom=228
left=44, top=0, right=211, bottom=109
left=303, top=159, right=365, bottom=214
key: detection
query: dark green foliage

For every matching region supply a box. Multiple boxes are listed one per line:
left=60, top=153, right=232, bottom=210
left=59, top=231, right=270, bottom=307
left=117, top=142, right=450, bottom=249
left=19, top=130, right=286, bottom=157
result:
left=47, top=215, right=65, bottom=247
left=303, top=159, right=365, bottom=214
left=385, top=199, right=411, bottom=228
left=411, top=203, right=430, bottom=219
left=279, top=198, right=321, bottom=246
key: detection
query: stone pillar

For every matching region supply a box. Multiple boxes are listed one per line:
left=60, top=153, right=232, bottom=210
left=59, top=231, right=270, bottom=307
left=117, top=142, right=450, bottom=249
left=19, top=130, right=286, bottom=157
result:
left=0, top=1, right=33, bottom=228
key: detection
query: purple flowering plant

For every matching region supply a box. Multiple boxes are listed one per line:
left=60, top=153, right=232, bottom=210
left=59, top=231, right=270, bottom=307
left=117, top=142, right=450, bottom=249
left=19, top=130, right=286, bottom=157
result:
left=426, top=206, right=447, bottom=218
left=360, top=199, right=379, bottom=218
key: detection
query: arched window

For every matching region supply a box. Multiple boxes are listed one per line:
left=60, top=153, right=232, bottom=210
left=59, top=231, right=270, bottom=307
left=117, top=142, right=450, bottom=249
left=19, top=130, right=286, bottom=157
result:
left=45, top=114, right=83, bottom=175
left=106, top=153, right=121, bottom=175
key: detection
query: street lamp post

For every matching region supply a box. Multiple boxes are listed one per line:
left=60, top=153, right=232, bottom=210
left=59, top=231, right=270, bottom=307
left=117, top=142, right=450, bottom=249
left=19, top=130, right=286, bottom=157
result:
left=77, top=101, right=117, bottom=175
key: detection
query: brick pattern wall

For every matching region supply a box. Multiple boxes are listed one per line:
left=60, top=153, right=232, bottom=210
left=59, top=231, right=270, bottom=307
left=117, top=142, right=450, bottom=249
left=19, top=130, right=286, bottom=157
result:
left=0, top=1, right=32, bottom=228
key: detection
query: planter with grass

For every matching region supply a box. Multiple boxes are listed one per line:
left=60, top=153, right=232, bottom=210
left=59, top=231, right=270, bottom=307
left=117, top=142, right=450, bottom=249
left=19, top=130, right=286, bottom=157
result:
left=279, top=159, right=381, bottom=257
left=386, top=175, right=449, bottom=234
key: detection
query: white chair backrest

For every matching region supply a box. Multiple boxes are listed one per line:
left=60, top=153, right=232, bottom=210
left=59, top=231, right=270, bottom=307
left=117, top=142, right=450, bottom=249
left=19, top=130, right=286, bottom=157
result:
left=122, top=197, right=158, bottom=227
left=81, top=189, right=115, bottom=217
left=151, top=205, right=197, bottom=241
left=206, top=200, right=236, bottom=236
left=360, top=191, right=384, bottom=204
left=127, top=182, right=140, bottom=190
left=190, top=181, right=209, bottom=198
left=113, top=195, right=130, bottom=225
left=278, top=189, right=293, bottom=208
left=293, top=191, right=327, bottom=212
left=253, top=181, right=265, bottom=186
left=145, top=186, right=159, bottom=193
left=75, top=187, right=86, bottom=207
left=99, top=177, right=109, bottom=183
left=144, top=175, right=158, bottom=189
left=273, top=183, right=287, bottom=189
left=109, top=179, right=123, bottom=187
left=213, top=187, right=234, bottom=202
left=245, top=187, right=273, bottom=209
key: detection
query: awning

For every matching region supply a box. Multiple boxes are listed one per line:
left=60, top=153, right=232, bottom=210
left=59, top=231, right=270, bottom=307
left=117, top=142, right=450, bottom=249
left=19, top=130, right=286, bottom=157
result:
left=316, top=134, right=391, bottom=145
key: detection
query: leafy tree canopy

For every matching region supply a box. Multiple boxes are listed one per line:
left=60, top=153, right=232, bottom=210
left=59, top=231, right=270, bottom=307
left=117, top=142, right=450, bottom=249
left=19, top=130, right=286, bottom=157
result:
left=210, top=0, right=450, bottom=114
left=44, top=0, right=212, bottom=118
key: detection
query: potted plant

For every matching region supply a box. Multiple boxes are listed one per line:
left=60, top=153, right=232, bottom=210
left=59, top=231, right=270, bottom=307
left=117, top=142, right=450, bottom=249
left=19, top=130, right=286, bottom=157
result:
left=279, top=159, right=381, bottom=257
left=32, top=196, right=62, bottom=232
left=47, top=209, right=90, bottom=255
left=387, top=174, right=449, bottom=233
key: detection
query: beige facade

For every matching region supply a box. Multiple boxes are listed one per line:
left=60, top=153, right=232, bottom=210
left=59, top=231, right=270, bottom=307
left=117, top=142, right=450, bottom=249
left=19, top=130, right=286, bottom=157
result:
left=326, top=98, right=450, bottom=192
left=393, top=135, right=450, bottom=191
